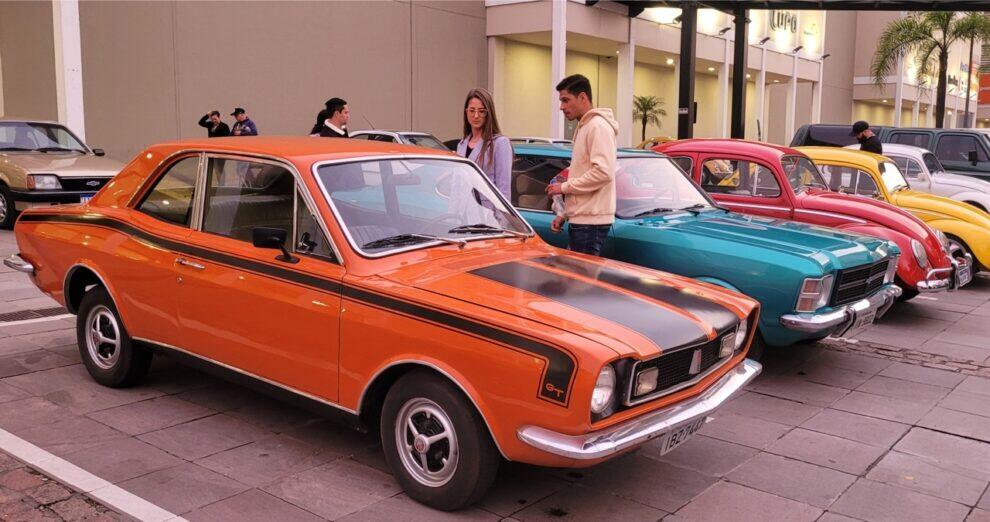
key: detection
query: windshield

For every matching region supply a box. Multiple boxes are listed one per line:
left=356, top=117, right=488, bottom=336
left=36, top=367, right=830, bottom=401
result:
left=0, top=122, right=88, bottom=153
left=879, top=161, right=909, bottom=192
left=922, top=152, right=945, bottom=174
left=781, top=156, right=828, bottom=192
left=403, top=134, right=449, bottom=151
left=317, top=157, right=530, bottom=256
left=615, top=157, right=715, bottom=218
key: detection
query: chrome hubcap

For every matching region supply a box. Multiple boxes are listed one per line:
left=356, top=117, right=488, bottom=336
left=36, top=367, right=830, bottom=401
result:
left=395, top=398, right=458, bottom=487
left=0, top=192, right=7, bottom=222
left=85, top=306, right=121, bottom=370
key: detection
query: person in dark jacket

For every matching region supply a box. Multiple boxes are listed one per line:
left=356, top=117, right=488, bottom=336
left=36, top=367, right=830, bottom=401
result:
left=851, top=120, right=882, bottom=154
left=197, top=111, right=230, bottom=137
left=230, top=108, right=258, bottom=136
left=319, top=98, right=350, bottom=138
left=309, top=108, right=330, bottom=136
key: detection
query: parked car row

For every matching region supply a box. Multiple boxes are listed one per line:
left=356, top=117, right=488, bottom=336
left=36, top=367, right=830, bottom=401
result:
left=3, top=119, right=989, bottom=512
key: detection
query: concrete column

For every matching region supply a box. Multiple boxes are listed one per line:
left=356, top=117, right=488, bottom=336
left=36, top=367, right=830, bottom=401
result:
left=893, top=55, right=904, bottom=126
left=550, top=0, right=566, bottom=139
left=0, top=50, right=5, bottom=117
left=912, top=95, right=920, bottom=126
left=786, top=53, right=798, bottom=144
left=487, top=37, right=505, bottom=105
left=616, top=22, right=635, bottom=147
left=717, top=37, right=730, bottom=137
left=52, top=0, right=85, bottom=139
left=812, top=61, right=823, bottom=124
left=756, top=46, right=767, bottom=141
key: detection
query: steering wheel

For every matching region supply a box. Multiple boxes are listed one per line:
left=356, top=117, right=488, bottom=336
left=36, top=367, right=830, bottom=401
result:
left=417, top=213, right=463, bottom=234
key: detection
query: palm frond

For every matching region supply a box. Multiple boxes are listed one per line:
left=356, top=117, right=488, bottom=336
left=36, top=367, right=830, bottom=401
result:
left=871, top=15, right=935, bottom=87
left=913, top=39, right=940, bottom=88
left=950, top=12, right=990, bottom=42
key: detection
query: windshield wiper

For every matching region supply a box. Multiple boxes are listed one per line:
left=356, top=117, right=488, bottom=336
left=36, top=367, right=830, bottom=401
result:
left=447, top=223, right=529, bottom=239
left=632, top=207, right=677, bottom=218
left=361, top=233, right=465, bottom=250
left=676, top=204, right=709, bottom=215
left=0, top=147, right=31, bottom=151
left=36, top=146, right=85, bottom=153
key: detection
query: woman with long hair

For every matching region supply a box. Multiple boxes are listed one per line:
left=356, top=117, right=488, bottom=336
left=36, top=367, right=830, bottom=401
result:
left=456, top=88, right=512, bottom=199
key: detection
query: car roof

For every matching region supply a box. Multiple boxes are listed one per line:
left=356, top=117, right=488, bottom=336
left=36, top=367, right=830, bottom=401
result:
left=148, top=136, right=454, bottom=162
left=512, top=143, right=664, bottom=159
left=659, top=138, right=804, bottom=160
left=798, top=146, right=889, bottom=170
left=868, top=143, right=928, bottom=157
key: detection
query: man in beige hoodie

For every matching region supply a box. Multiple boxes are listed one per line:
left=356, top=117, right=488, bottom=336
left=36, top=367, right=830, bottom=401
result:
left=546, top=74, right=619, bottom=256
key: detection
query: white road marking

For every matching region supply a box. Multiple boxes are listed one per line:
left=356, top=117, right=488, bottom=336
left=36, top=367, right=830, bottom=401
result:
left=0, top=428, right=186, bottom=522
left=0, top=314, right=73, bottom=326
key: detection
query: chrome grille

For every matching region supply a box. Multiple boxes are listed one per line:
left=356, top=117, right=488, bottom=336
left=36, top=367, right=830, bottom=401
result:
left=832, top=259, right=889, bottom=306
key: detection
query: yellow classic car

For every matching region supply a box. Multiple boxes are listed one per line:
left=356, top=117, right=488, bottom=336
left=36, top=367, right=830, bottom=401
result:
left=799, top=146, right=990, bottom=273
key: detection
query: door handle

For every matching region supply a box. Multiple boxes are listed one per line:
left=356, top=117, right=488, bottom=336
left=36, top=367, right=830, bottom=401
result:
left=175, top=257, right=205, bottom=270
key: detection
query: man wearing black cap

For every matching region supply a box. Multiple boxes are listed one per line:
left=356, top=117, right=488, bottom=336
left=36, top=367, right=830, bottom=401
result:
left=851, top=121, right=882, bottom=154
left=230, top=108, right=258, bottom=136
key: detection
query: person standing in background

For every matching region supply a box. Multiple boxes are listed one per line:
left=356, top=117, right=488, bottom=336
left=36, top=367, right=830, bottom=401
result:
left=319, top=98, right=350, bottom=138
left=455, top=88, right=512, bottom=199
left=197, top=111, right=230, bottom=137
left=230, top=108, right=258, bottom=136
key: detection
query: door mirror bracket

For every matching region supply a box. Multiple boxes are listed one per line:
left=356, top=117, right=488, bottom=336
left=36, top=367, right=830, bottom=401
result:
left=252, top=227, right=299, bottom=264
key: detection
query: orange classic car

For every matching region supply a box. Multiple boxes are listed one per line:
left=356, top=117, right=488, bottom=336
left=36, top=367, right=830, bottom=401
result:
left=5, top=137, right=760, bottom=510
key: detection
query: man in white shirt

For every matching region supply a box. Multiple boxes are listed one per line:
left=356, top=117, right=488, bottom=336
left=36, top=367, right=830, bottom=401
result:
left=319, top=98, right=350, bottom=138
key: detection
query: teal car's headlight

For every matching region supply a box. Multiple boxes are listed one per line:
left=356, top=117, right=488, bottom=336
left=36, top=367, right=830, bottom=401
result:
left=795, top=275, right=833, bottom=313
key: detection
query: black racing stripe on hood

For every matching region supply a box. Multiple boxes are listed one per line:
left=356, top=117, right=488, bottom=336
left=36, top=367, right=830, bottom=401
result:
left=530, top=255, right=740, bottom=334
left=471, top=261, right=711, bottom=350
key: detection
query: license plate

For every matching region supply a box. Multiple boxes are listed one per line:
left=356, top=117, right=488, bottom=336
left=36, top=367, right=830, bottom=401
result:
left=957, top=262, right=973, bottom=288
left=80, top=194, right=95, bottom=204
left=658, top=418, right=705, bottom=456
left=842, top=307, right=877, bottom=339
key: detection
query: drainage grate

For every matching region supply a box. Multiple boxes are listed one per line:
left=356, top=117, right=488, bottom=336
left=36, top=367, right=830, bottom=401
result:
left=0, top=307, right=69, bottom=323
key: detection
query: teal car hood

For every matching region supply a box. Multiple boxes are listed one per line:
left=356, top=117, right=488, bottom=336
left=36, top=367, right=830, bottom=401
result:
left=632, top=210, right=894, bottom=271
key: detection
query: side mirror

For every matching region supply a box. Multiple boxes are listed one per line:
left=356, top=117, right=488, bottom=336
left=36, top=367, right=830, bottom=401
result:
left=92, top=149, right=106, bottom=157
left=968, top=150, right=979, bottom=165
left=252, top=227, right=299, bottom=263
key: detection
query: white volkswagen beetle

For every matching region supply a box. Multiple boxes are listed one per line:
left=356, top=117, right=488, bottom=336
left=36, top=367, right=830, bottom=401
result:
left=845, top=143, right=990, bottom=214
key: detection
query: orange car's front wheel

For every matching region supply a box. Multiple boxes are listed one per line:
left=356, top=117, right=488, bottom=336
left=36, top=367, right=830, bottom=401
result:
left=76, top=286, right=152, bottom=388
left=381, top=370, right=499, bottom=511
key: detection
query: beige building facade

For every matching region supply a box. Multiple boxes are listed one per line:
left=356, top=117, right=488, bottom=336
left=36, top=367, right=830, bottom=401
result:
left=0, top=1, right=984, bottom=163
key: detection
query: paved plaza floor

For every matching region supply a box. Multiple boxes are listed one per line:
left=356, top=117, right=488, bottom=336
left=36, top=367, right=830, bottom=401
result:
left=1, top=228, right=989, bottom=521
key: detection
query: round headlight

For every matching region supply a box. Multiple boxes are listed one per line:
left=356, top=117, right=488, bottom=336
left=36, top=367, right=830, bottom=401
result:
left=735, top=320, right=748, bottom=350
left=934, top=230, right=950, bottom=251
left=590, top=365, right=616, bottom=414
left=911, top=239, right=929, bottom=268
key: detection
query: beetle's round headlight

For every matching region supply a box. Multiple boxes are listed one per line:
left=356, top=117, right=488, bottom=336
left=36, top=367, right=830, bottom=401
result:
left=911, top=239, right=929, bottom=268
left=590, top=365, right=616, bottom=414
left=934, top=230, right=950, bottom=251
left=735, top=320, right=748, bottom=351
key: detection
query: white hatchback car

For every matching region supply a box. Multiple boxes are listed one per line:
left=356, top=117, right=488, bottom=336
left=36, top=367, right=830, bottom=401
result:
left=845, top=143, right=990, bottom=214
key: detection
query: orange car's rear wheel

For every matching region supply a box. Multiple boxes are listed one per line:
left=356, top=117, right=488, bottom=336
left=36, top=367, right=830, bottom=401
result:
left=381, top=370, right=499, bottom=511
left=76, top=286, right=152, bottom=388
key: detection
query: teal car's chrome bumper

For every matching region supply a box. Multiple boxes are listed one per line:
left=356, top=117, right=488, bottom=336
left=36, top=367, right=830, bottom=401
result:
left=779, top=284, right=901, bottom=336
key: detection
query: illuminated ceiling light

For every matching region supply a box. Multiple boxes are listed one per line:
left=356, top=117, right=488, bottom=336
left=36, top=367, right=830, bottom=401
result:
left=746, top=73, right=751, bottom=79
left=773, top=79, right=780, bottom=83
left=708, top=66, right=716, bottom=72
left=882, top=99, right=888, bottom=103
left=666, top=58, right=675, bottom=65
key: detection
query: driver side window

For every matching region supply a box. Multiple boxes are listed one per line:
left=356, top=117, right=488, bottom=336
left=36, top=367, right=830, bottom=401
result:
left=511, top=156, right=570, bottom=211
left=295, top=191, right=336, bottom=262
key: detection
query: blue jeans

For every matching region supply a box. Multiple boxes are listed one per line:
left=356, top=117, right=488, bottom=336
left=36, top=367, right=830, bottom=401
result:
left=568, top=224, right=611, bottom=256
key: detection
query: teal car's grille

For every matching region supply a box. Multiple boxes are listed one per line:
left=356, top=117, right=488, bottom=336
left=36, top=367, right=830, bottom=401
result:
left=832, top=259, right=888, bottom=305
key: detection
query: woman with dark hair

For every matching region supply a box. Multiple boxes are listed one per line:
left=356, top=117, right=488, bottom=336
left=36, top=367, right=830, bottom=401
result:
left=309, top=109, right=329, bottom=136
left=456, top=88, right=512, bottom=199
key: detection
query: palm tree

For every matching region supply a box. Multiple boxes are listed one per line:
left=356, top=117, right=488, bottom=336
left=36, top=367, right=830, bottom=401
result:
left=871, top=12, right=990, bottom=128
left=633, top=95, right=667, bottom=141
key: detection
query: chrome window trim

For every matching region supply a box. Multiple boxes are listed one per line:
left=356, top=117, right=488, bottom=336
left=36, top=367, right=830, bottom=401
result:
left=311, top=154, right=535, bottom=259
left=190, top=153, right=207, bottom=231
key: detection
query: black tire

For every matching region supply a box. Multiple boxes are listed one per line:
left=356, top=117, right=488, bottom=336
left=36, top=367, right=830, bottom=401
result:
left=76, top=286, right=152, bottom=387
left=0, top=183, right=15, bottom=230
left=746, top=331, right=767, bottom=361
left=895, top=277, right=919, bottom=301
left=380, top=370, right=499, bottom=511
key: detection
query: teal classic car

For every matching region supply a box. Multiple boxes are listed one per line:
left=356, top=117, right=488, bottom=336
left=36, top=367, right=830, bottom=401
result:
left=511, top=144, right=902, bottom=356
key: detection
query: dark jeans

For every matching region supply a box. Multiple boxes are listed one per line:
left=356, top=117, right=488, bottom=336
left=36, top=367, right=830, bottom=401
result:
left=568, top=224, right=611, bottom=256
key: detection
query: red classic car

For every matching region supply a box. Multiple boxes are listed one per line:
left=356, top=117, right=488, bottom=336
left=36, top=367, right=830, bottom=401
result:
left=6, top=137, right=760, bottom=510
left=656, top=139, right=963, bottom=300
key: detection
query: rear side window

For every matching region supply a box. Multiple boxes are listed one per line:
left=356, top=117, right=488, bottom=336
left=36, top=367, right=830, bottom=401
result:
left=700, top=158, right=780, bottom=197
left=818, top=165, right=881, bottom=197
left=669, top=156, right=693, bottom=176
left=935, top=134, right=989, bottom=162
left=805, top=126, right=858, bottom=147
left=890, top=156, right=924, bottom=180
left=202, top=158, right=295, bottom=243
left=888, top=132, right=930, bottom=148
left=138, top=156, right=200, bottom=227
left=512, top=156, right=570, bottom=211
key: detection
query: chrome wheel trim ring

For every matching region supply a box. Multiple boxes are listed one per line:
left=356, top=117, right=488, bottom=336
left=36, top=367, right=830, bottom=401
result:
left=395, top=397, right=459, bottom=487
left=0, top=191, right=7, bottom=223
left=85, top=305, right=121, bottom=370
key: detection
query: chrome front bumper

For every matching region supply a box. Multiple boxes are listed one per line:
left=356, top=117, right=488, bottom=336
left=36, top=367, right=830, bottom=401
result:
left=919, top=253, right=973, bottom=292
left=3, top=254, right=34, bottom=275
left=516, top=359, right=761, bottom=460
left=779, top=284, right=901, bottom=335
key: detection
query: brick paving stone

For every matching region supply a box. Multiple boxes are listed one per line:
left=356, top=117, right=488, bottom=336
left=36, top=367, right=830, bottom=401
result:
left=856, top=375, right=950, bottom=405
left=726, top=452, right=856, bottom=508
left=185, top=488, right=324, bottom=522
left=0, top=398, right=76, bottom=434
left=959, top=376, right=990, bottom=397
left=789, top=364, right=874, bottom=390
left=0, top=350, right=75, bottom=379
left=831, top=390, right=935, bottom=424
left=749, top=375, right=849, bottom=407
left=0, top=381, right=29, bottom=404
left=13, top=416, right=125, bottom=458
left=817, top=513, right=865, bottom=522
left=699, top=412, right=792, bottom=449
left=42, top=380, right=165, bottom=415
left=18, top=330, right=76, bottom=351
left=810, top=350, right=892, bottom=374
left=475, top=464, right=567, bottom=517
left=225, top=397, right=321, bottom=434
left=87, top=395, right=215, bottom=435
left=721, top=392, right=822, bottom=426
left=0, top=337, right=42, bottom=358
left=137, top=413, right=269, bottom=460
left=831, top=479, right=970, bottom=522
left=933, top=331, right=990, bottom=350
left=878, top=362, right=967, bottom=388
left=915, top=339, right=990, bottom=363
left=570, top=453, right=717, bottom=512
left=197, top=433, right=338, bottom=488
left=341, top=494, right=499, bottom=521
left=0, top=469, right=46, bottom=491
left=176, top=383, right=268, bottom=412
left=50, top=496, right=105, bottom=521
left=118, top=462, right=248, bottom=515
left=0, top=452, right=24, bottom=472
left=61, top=437, right=183, bottom=484
left=278, top=420, right=376, bottom=460
left=262, top=459, right=400, bottom=520
left=667, top=481, right=821, bottom=521
left=918, top=407, right=990, bottom=443
left=25, top=482, right=73, bottom=505
left=981, top=488, right=990, bottom=510
left=866, top=451, right=988, bottom=506
left=970, top=509, right=990, bottom=522
left=939, top=389, right=990, bottom=418
left=767, top=428, right=887, bottom=475
left=512, top=483, right=667, bottom=521
left=649, top=435, right=759, bottom=477
left=2, top=364, right=91, bottom=396
left=800, top=408, right=910, bottom=448
left=894, top=428, right=990, bottom=481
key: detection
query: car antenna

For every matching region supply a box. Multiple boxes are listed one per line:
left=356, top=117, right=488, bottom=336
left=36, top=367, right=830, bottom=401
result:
left=362, top=115, right=376, bottom=130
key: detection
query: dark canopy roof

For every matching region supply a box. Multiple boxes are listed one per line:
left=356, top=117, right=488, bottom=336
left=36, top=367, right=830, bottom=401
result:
left=611, top=1, right=990, bottom=17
